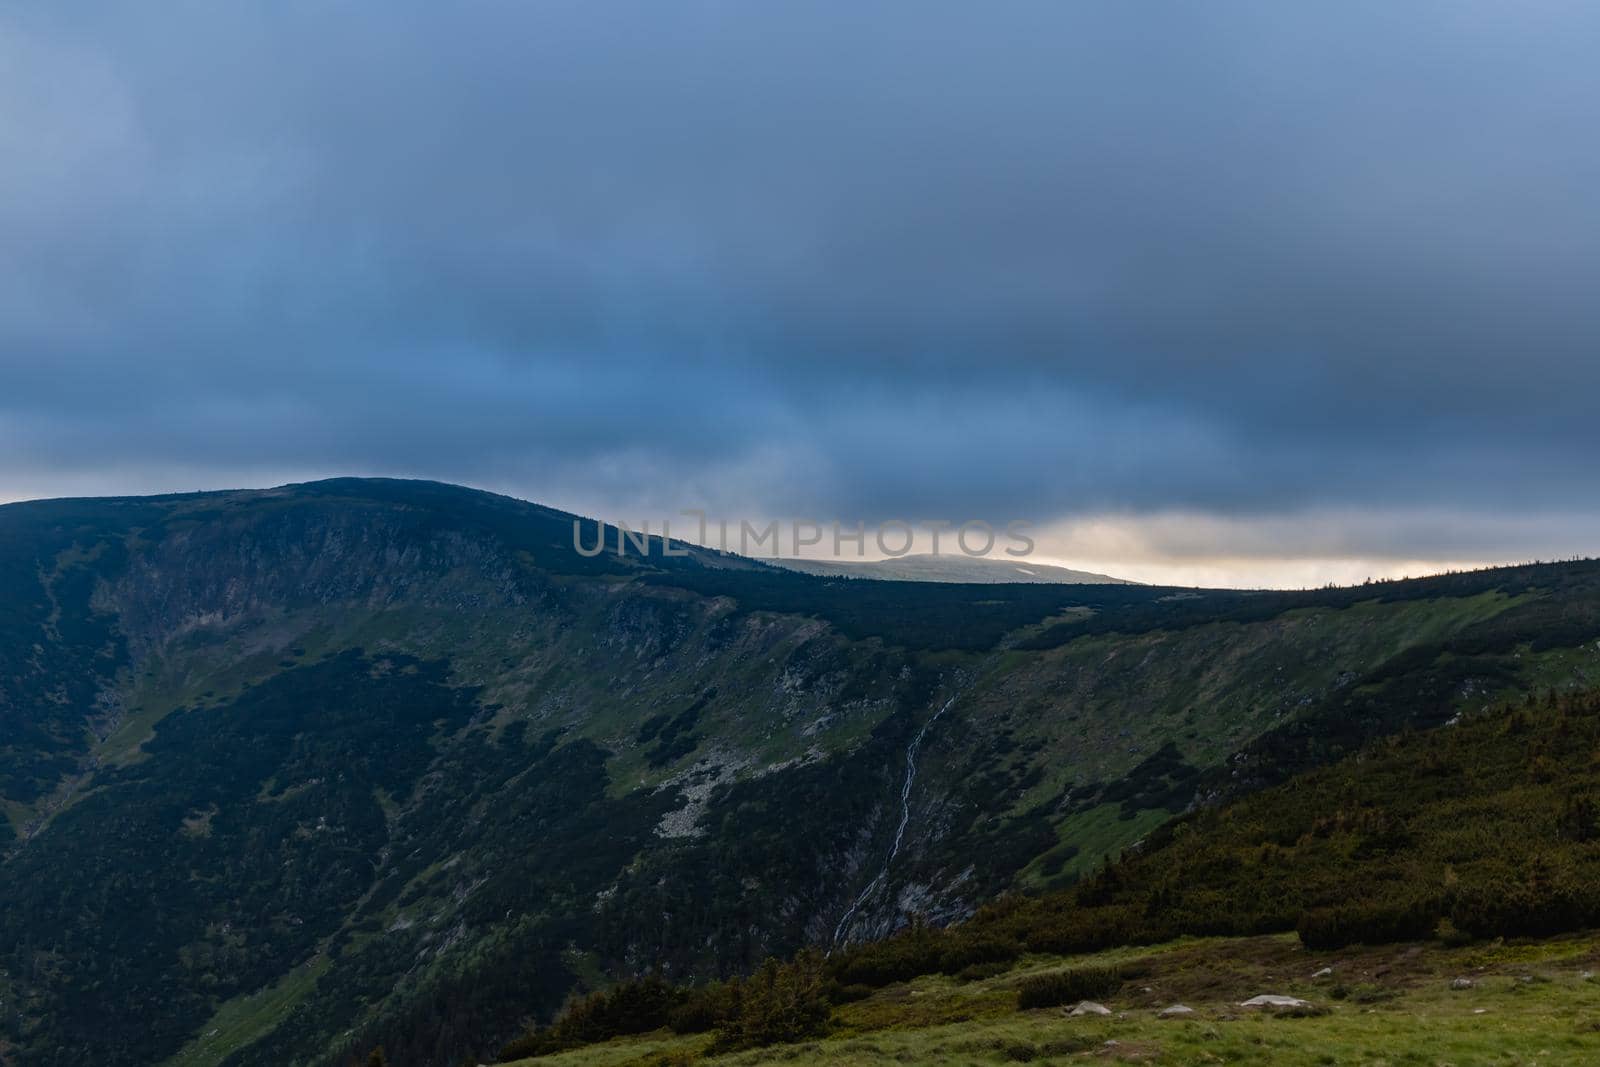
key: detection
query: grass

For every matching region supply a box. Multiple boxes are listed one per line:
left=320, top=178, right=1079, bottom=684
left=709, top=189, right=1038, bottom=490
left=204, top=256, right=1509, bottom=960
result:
left=966, top=591, right=1529, bottom=811
left=1018, top=803, right=1170, bottom=890
left=515, top=932, right=1600, bottom=1067
left=161, top=955, right=331, bottom=1067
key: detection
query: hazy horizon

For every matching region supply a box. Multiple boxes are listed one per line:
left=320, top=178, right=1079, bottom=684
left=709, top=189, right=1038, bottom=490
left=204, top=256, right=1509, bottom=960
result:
left=0, top=472, right=1570, bottom=590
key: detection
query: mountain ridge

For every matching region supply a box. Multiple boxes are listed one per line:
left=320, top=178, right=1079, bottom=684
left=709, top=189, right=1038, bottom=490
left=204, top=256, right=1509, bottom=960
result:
left=770, top=552, right=1136, bottom=585
left=1, top=478, right=1598, bottom=1065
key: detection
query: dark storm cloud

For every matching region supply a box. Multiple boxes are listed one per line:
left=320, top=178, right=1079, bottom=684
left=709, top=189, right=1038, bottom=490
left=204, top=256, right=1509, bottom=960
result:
left=3, top=1, right=1600, bottom=558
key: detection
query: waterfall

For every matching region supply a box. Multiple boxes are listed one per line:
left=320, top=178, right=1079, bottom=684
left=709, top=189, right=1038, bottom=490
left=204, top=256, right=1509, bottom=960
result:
left=830, top=693, right=958, bottom=949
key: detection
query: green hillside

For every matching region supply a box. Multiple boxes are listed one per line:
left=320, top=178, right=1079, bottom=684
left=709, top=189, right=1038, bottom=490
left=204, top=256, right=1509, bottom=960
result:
left=1, top=479, right=1598, bottom=1065
left=500, top=688, right=1600, bottom=1066
left=517, top=932, right=1600, bottom=1067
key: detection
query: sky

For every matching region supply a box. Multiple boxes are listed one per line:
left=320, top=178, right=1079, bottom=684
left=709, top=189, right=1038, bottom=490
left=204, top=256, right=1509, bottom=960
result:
left=3, top=2, right=1599, bottom=587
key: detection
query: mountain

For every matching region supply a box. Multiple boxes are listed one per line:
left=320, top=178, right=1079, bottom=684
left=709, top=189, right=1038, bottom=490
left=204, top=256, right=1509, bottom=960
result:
left=770, top=552, right=1135, bottom=584
left=1, top=478, right=1598, bottom=1065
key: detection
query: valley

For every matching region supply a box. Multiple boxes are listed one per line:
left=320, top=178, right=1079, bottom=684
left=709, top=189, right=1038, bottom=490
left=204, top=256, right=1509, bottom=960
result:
left=1, top=479, right=1598, bottom=1065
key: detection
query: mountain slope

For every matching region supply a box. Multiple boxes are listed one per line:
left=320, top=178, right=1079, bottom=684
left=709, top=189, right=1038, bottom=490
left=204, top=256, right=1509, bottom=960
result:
left=836, top=684, right=1600, bottom=975
left=770, top=553, right=1135, bottom=584
left=512, top=688, right=1600, bottom=1066
left=0, top=479, right=1597, bottom=1065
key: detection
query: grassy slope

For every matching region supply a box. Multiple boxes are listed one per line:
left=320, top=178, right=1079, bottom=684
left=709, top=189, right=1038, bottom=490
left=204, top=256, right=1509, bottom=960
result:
left=163, top=958, right=331, bottom=1067
left=523, top=932, right=1600, bottom=1066
left=506, top=688, right=1600, bottom=1066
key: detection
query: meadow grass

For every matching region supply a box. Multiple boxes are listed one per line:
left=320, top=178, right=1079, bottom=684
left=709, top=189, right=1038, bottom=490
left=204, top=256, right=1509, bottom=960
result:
left=520, top=931, right=1600, bottom=1067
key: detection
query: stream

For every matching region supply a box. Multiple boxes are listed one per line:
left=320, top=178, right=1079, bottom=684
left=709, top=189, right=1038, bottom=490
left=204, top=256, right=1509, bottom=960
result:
left=830, top=692, right=959, bottom=949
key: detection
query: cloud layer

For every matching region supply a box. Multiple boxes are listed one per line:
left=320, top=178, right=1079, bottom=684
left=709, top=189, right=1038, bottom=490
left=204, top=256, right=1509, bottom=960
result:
left=4, top=3, right=1600, bottom=581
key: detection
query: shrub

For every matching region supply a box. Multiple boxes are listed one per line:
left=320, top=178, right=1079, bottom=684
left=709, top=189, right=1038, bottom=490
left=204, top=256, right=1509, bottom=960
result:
left=713, top=951, right=832, bottom=1052
left=497, top=975, right=686, bottom=1059
left=955, top=961, right=1011, bottom=983
left=937, top=934, right=1022, bottom=975
left=1436, top=919, right=1474, bottom=948
left=495, top=1032, right=547, bottom=1061
left=1019, top=905, right=1140, bottom=956
left=1447, top=858, right=1600, bottom=940
left=1297, top=895, right=1439, bottom=950
left=826, top=982, right=875, bottom=1004
left=1558, top=793, right=1600, bottom=842
left=829, top=924, right=948, bottom=987
left=1016, top=965, right=1122, bottom=1010
left=668, top=981, right=740, bottom=1034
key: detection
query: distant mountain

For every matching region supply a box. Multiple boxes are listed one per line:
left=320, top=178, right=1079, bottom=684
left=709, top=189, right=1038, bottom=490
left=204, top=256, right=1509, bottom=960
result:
left=1, top=478, right=1598, bottom=1065
left=770, top=552, right=1136, bottom=584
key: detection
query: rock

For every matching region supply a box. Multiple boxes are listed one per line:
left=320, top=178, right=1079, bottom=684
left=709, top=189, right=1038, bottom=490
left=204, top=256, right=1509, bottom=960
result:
left=1473, top=1008, right=1488, bottom=1014
left=1239, top=994, right=1312, bottom=1009
left=1311, top=967, right=1334, bottom=979
left=1158, top=1004, right=1196, bottom=1018
left=1451, top=977, right=1474, bottom=990
left=1068, top=1000, right=1113, bottom=1016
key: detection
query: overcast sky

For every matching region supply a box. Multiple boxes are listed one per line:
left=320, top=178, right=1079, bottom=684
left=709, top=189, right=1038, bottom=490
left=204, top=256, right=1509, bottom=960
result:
left=3, top=2, right=1599, bottom=586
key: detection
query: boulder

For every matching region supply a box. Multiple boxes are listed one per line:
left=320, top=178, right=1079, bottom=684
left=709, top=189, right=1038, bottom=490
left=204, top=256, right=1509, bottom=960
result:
left=1158, top=1004, right=1196, bottom=1018
left=1311, top=967, right=1334, bottom=979
left=1450, top=977, right=1474, bottom=990
left=1068, top=1000, right=1113, bottom=1016
left=1239, top=994, right=1312, bottom=1009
